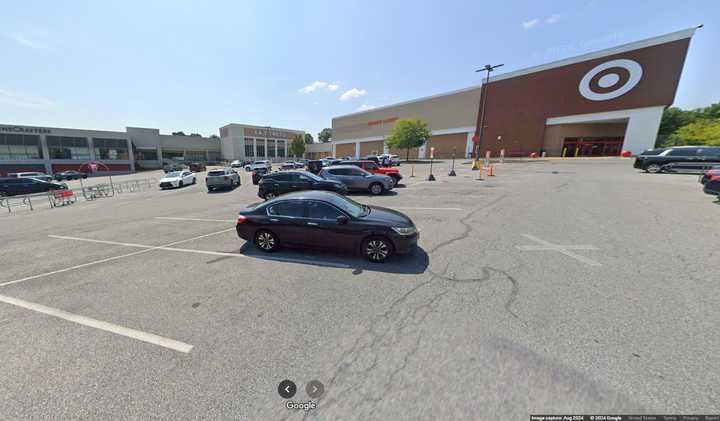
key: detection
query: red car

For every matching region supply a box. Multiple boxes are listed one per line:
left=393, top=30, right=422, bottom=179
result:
left=699, top=168, right=720, bottom=185
left=340, top=160, right=403, bottom=187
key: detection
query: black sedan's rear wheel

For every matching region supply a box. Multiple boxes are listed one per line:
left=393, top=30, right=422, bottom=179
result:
left=362, top=236, right=393, bottom=263
left=254, top=230, right=279, bottom=252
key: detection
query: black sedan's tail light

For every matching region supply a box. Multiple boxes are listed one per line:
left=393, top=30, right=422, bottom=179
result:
left=237, top=215, right=247, bottom=224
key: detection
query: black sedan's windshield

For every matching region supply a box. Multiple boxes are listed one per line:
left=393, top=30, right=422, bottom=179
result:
left=324, top=193, right=369, bottom=217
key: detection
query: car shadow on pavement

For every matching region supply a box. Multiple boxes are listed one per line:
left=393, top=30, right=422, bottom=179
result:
left=207, top=186, right=241, bottom=194
left=238, top=243, right=429, bottom=274
left=346, top=190, right=399, bottom=198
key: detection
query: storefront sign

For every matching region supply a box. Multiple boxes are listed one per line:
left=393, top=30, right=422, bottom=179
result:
left=244, top=128, right=296, bottom=139
left=0, top=126, right=51, bottom=134
left=368, top=117, right=398, bottom=127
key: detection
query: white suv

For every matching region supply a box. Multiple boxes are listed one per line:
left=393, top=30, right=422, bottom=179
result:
left=244, top=160, right=272, bottom=172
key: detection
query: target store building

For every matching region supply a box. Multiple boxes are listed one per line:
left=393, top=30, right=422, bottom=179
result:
left=331, top=27, right=699, bottom=158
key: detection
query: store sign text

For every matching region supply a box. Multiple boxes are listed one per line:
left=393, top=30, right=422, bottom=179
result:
left=0, top=126, right=51, bottom=134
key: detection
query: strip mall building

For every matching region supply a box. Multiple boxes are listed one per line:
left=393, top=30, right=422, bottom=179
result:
left=0, top=123, right=304, bottom=176
left=331, top=27, right=698, bottom=159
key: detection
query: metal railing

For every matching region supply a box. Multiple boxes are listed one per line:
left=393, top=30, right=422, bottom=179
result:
left=1, top=177, right=160, bottom=213
left=0, top=193, right=38, bottom=213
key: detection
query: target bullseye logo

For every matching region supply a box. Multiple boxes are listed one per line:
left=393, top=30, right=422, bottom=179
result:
left=579, top=59, right=643, bottom=101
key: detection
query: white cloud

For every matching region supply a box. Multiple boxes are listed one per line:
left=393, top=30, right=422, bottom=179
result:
left=8, top=32, right=44, bottom=49
left=298, top=81, right=328, bottom=94
left=522, top=18, right=540, bottom=30
left=357, top=104, right=376, bottom=111
left=546, top=14, right=561, bottom=24
left=0, top=88, right=54, bottom=109
left=298, top=80, right=342, bottom=94
left=339, top=88, right=367, bottom=101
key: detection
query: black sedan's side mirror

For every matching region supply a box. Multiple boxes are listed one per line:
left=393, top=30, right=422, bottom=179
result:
left=336, top=215, right=349, bottom=224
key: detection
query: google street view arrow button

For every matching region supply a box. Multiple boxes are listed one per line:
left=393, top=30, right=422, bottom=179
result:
left=278, top=379, right=296, bottom=399
left=306, top=380, right=324, bottom=399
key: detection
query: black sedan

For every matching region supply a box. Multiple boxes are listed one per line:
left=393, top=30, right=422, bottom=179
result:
left=0, top=177, right=68, bottom=196
left=54, top=170, right=88, bottom=181
left=258, top=170, right=347, bottom=200
left=236, top=191, right=418, bottom=262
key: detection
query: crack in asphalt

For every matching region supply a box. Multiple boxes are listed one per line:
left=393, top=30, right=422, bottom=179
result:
left=280, top=193, right=525, bottom=420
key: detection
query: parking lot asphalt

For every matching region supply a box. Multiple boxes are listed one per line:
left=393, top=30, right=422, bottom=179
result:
left=1, top=159, right=719, bottom=419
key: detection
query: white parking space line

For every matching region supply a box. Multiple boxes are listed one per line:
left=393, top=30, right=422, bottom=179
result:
left=48, top=235, right=351, bottom=268
left=516, top=234, right=601, bottom=266
left=0, top=228, right=235, bottom=288
left=0, top=294, right=193, bottom=353
left=155, top=217, right=235, bottom=223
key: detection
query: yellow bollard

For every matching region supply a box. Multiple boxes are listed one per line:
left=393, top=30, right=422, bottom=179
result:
left=471, top=159, right=481, bottom=170
left=574, top=147, right=580, bottom=157
left=562, top=147, right=567, bottom=158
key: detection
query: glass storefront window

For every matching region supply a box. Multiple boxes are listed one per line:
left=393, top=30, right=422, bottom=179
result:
left=0, top=134, right=43, bottom=160
left=135, top=148, right=158, bottom=160
left=256, top=140, right=265, bottom=157
left=185, top=150, right=206, bottom=161
left=47, top=136, right=90, bottom=160
left=163, top=150, right=185, bottom=161
left=268, top=139, right=276, bottom=158
left=277, top=141, right=285, bottom=158
left=93, top=138, right=129, bottom=160
left=245, top=138, right=255, bottom=157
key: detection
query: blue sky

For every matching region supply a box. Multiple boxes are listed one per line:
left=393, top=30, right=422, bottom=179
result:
left=1, top=0, right=718, bottom=140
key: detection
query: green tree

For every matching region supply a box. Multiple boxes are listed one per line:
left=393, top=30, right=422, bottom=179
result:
left=289, top=134, right=306, bottom=157
left=384, top=118, right=431, bottom=161
left=658, top=107, right=695, bottom=137
left=172, top=131, right=186, bottom=136
left=674, top=119, right=720, bottom=146
left=318, top=128, right=332, bottom=143
left=304, top=133, right=314, bottom=144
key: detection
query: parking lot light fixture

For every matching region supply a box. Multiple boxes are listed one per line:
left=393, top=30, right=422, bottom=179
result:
left=473, top=63, right=504, bottom=165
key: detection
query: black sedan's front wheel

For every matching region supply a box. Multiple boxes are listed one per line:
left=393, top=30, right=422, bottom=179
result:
left=362, top=236, right=393, bottom=263
left=254, top=230, right=279, bottom=252
left=645, top=163, right=663, bottom=173
left=263, top=191, right=277, bottom=200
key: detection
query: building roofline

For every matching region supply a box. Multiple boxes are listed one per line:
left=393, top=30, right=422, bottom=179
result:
left=487, top=26, right=700, bottom=83
left=332, top=85, right=483, bottom=120
left=220, top=123, right=305, bottom=133
left=332, top=26, right=700, bottom=121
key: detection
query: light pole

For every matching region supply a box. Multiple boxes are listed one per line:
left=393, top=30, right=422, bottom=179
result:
left=472, top=63, right=503, bottom=170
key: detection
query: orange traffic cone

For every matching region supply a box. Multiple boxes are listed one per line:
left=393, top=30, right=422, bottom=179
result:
left=488, top=165, right=495, bottom=176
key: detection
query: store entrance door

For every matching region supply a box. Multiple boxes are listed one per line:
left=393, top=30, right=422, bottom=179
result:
left=562, top=137, right=624, bottom=157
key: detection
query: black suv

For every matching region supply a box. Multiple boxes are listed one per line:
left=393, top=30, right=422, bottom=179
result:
left=634, top=146, right=720, bottom=173
left=0, top=177, right=67, bottom=196
left=258, top=170, right=347, bottom=200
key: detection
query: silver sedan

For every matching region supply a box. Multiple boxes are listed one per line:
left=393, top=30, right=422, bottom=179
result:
left=319, top=165, right=394, bottom=195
